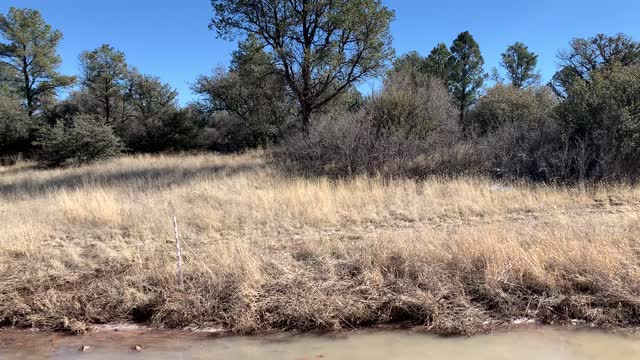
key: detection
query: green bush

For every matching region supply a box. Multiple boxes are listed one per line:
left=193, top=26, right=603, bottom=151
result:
left=35, top=115, right=124, bottom=167
left=0, top=92, right=35, bottom=163
left=119, top=109, right=202, bottom=153
left=557, top=64, right=640, bottom=181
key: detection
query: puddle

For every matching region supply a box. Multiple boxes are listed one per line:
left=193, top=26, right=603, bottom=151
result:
left=2, top=328, right=640, bottom=359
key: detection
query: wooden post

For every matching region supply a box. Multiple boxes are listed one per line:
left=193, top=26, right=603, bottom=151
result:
left=172, top=215, right=184, bottom=289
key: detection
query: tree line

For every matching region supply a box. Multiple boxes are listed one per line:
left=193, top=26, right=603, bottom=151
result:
left=1, top=2, right=640, bottom=182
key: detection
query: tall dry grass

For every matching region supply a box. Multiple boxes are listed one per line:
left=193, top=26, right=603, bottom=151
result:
left=1, top=153, right=640, bottom=335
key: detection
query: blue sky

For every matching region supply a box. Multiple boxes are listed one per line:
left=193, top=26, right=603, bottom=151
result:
left=1, top=0, right=639, bottom=104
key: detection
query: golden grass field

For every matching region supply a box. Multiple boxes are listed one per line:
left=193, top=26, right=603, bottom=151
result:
left=1, top=152, right=640, bottom=335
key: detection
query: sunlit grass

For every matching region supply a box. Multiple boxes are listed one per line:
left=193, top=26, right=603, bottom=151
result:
left=1, top=152, right=640, bottom=334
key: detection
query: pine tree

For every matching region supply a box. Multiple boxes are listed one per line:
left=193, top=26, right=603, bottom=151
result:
left=448, top=31, right=486, bottom=131
left=0, top=7, right=75, bottom=117
left=501, top=42, right=539, bottom=88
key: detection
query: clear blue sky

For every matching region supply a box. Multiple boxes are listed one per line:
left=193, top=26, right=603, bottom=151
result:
left=2, top=0, right=639, bottom=105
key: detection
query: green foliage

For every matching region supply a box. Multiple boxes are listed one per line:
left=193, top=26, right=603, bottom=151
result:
left=199, top=112, right=259, bottom=152
left=551, top=34, right=640, bottom=97
left=0, top=7, right=75, bottom=117
left=500, top=42, right=540, bottom=88
left=551, top=63, right=640, bottom=180
left=126, top=71, right=177, bottom=120
left=390, top=51, right=426, bottom=77
left=229, top=33, right=272, bottom=72
left=0, top=91, right=34, bottom=158
left=424, top=43, right=452, bottom=83
left=321, top=85, right=365, bottom=113
left=559, top=64, right=640, bottom=144
left=127, top=109, right=201, bottom=153
left=448, top=31, right=486, bottom=128
left=79, top=44, right=129, bottom=124
left=193, top=35, right=295, bottom=149
left=469, top=84, right=557, bottom=134
left=35, top=115, right=124, bottom=167
left=120, top=70, right=183, bottom=152
left=389, top=44, right=453, bottom=94
left=209, top=0, right=395, bottom=130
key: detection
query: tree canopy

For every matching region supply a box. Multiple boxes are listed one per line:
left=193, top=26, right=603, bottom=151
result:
left=448, top=31, right=486, bottom=129
left=193, top=34, right=294, bottom=147
left=424, top=43, right=452, bottom=83
left=551, top=33, right=640, bottom=97
left=79, top=44, right=129, bottom=124
left=500, top=42, right=539, bottom=88
left=209, top=0, right=395, bottom=130
left=0, top=7, right=74, bottom=117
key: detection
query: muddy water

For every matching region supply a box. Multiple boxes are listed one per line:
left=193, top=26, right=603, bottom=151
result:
left=2, top=328, right=640, bottom=359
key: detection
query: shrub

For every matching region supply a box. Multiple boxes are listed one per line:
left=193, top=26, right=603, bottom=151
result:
left=119, top=109, right=201, bottom=153
left=35, top=115, right=124, bottom=167
left=0, top=92, right=35, bottom=162
left=272, top=71, right=466, bottom=179
left=271, top=111, right=427, bottom=178
left=482, top=119, right=572, bottom=182
left=368, top=72, right=458, bottom=140
left=556, top=64, right=640, bottom=181
left=467, top=84, right=558, bottom=135
left=197, top=112, right=262, bottom=153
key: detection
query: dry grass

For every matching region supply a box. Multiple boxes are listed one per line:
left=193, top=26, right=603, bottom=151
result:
left=2, top=152, right=640, bottom=335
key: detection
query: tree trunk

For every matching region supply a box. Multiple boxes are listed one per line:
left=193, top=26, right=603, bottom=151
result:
left=105, top=95, right=111, bottom=124
left=459, top=104, right=466, bottom=135
left=22, top=59, right=33, bottom=118
left=301, top=104, right=312, bottom=135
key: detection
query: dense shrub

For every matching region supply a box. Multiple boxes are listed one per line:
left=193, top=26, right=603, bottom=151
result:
left=35, top=115, right=124, bottom=167
left=271, top=111, right=429, bottom=178
left=368, top=73, right=458, bottom=140
left=481, top=120, right=571, bottom=181
left=119, top=109, right=201, bottom=153
left=556, top=64, right=640, bottom=181
left=272, top=72, right=468, bottom=179
left=0, top=92, right=35, bottom=163
left=196, top=112, right=259, bottom=153
left=467, top=84, right=558, bottom=135
left=41, top=90, right=94, bottom=126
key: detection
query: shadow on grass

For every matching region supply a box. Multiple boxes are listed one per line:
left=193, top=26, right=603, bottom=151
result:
left=0, top=164, right=39, bottom=177
left=0, top=162, right=264, bottom=198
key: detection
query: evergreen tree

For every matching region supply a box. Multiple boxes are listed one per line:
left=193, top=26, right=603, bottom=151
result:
left=424, top=43, right=452, bottom=83
left=448, top=31, right=486, bottom=131
left=193, top=35, right=294, bottom=147
left=500, top=42, right=539, bottom=88
left=79, top=44, right=128, bottom=124
left=390, top=51, right=426, bottom=76
left=0, top=7, right=74, bottom=117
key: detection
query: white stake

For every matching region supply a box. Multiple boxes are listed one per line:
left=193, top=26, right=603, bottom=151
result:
left=172, top=215, right=184, bottom=289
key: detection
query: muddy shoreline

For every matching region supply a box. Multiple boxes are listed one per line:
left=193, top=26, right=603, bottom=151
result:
left=3, top=323, right=640, bottom=360
left=2, top=318, right=638, bottom=340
